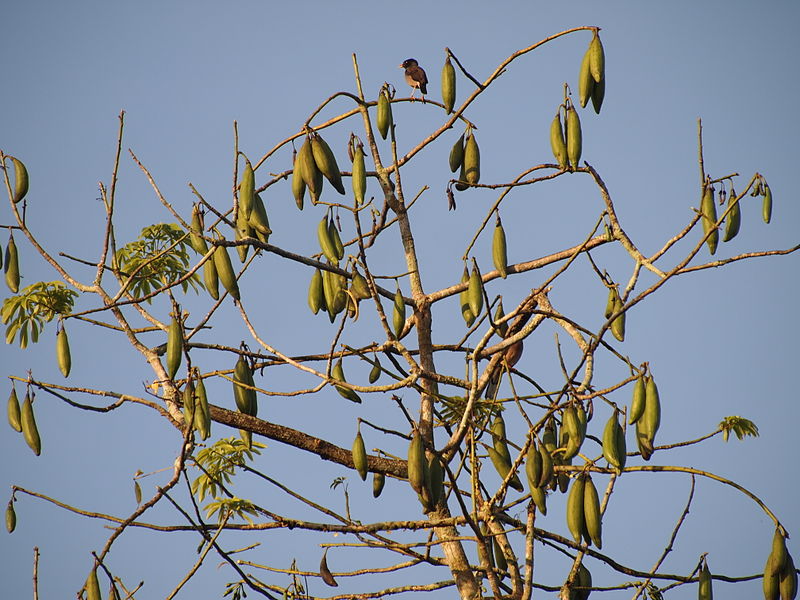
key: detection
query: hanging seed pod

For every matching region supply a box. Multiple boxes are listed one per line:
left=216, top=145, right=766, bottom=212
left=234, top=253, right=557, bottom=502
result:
left=372, top=472, right=385, bottom=498
left=629, top=374, right=646, bottom=424
left=189, top=205, right=208, bottom=254
left=182, top=379, right=196, bottom=429
left=486, top=446, right=524, bottom=492
left=233, top=356, right=257, bottom=416
left=602, top=411, right=626, bottom=472
left=455, top=160, right=469, bottom=192
left=194, top=375, right=211, bottom=440
left=298, top=138, right=323, bottom=204
left=328, top=218, right=345, bottom=261
left=85, top=568, right=102, bottom=600
left=764, top=552, right=781, bottom=600
left=492, top=531, right=508, bottom=573
left=352, top=431, right=368, bottom=481
left=249, top=193, right=272, bottom=243
left=604, top=285, right=618, bottom=319
left=407, top=431, right=427, bottom=495
left=368, top=357, right=381, bottom=383
left=610, top=290, right=625, bottom=342
left=319, top=550, right=338, bottom=587
left=583, top=474, right=602, bottom=548
left=427, top=454, right=444, bottom=506
left=494, top=300, right=508, bottom=337
left=698, top=561, right=713, bottom=600
left=492, top=217, right=508, bottom=278
left=7, top=386, right=22, bottom=432
left=204, top=258, right=219, bottom=300
left=351, top=144, right=366, bottom=205
left=350, top=270, right=371, bottom=300
left=722, top=188, right=741, bottom=242
left=575, top=563, right=593, bottom=600
left=308, top=268, right=324, bottom=315
left=20, top=393, right=41, bottom=456
left=213, top=243, right=240, bottom=300
left=317, top=217, right=339, bottom=265
left=311, top=134, right=346, bottom=195
left=566, top=475, right=587, bottom=544
left=700, top=184, right=718, bottom=255
left=377, top=88, right=393, bottom=140
left=291, top=150, right=306, bottom=210
left=561, top=406, right=584, bottom=461
left=393, top=286, right=406, bottom=338
left=589, top=31, right=605, bottom=84
left=459, top=266, right=475, bottom=326
left=234, top=207, right=252, bottom=263
left=464, top=132, right=480, bottom=185
left=467, top=264, right=483, bottom=319
left=56, top=324, right=72, bottom=377
left=441, top=56, right=456, bottom=114
left=239, top=158, right=255, bottom=219
left=332, top=359, right=361, bottom=403
left=9, top=156, right=29, bottom=204
left=763, top=183, right=773, bottom=224
left=537, top=441, right=555, bottom=489
left=550, top=112, right=568, bottom=169
left=166, top=315, right=183, bottom=380
left=578, top=46, right=594, bottom=108
left=531, top=485, right=547, bottom=515
left=591, top=76, right=605, bottom=114
left=566, top=105, right=582, bottom=170
left=5, top=233, right=20, bottom=293
left=449, top=133, right=465, bottom=173
left=525, top=441, right=543, bottom=492
left=779, top=554, right=797, bottom=600
left=5, top=501, right=16, bottom=533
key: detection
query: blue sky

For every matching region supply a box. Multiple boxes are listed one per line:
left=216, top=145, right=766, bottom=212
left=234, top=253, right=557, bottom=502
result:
left=2, top=2, right=799, bottom=598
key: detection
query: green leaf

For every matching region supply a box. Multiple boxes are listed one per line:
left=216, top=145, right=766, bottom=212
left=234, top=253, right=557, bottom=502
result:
left=115, top=223, right=202, bottom=302
left=1, top=281, right=78, bottom=347
left=191, top=436, right=265, bottom=503
left=719, top=416, right=759, bottom=442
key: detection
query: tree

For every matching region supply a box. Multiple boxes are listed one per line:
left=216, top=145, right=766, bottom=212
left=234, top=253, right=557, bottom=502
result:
left=2, top=26, right=798, bottom=600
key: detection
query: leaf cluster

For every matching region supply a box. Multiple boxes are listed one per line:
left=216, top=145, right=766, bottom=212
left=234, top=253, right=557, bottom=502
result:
left=1, top=281, right=78, bottom=348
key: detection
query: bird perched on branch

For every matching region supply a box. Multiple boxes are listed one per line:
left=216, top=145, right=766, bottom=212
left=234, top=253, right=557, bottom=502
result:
left=400, top=58, right=428, bottom=98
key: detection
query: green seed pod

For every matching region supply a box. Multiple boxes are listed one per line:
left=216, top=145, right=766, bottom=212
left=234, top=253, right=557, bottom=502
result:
left=182, top=378, right=196, bottom=429
left=328, top=218, right=345, bottom=261
left=291, top=150, right=306, bottom=210
left=779, top=553, right=797, bottom=600
left=561, top=406, right=584, bottom=461
left=629, top=374, right=646, bottom=424
left=56, top=325, right=72, bottom=377
left=20, top=393, right=41, bottom=456
left=5, top=501, right=16, bottom=533
left=722, top=189, right=741, bottom=242
left=492, top=218, right=508, bottom=279
left=332, top=359, right=361, bottom=403
left=604, top=285, right=618, bottom=319
left=298, top=138, right=323, bottom=204
left=427, top=454, right=444, bottom=506
left=575, top=563, right=593, bottom=600
left=213, top=243, right=240, bottom=301
left=239, top=158, right=255, bottom=219
left=494, top=300, right=508, bottom=338
left=467, top=264, right=483, bottom=319
left=578, top=46, right=594, bottom=109
left=642, top=375, right=661, bottom=441
left=464, top=132, right=480, bottom=185
left=550, top=112, right=568, bottom=169
left=311, top=134, right=346, bottom=195
left=203, top=258, right=219, bottom=300
left=9, top=156, right=29, bottom=204
left=531, top=485, right=547, bottom=515
left=763, top=183, right=773, bottom=224
left=610, top=289, right=625, bottom=342
left=352, top=144, right=366, bottom=205
left=308, top=268, right=324, bottom=315
left=486, top=446, right=524, bottom=492
left=764, top=552, right=780, bottom=600
left=700, top=184, right=718, bottom=255
left=407, top=432, right=427, bottom=495
left=350, top=270, right=371, bottom=300
left=233, top=356, right=257, bottom=416
left=352, top=431, right=368, bottom=481
left=166, top=315, right=183, bottom=380
left=189, top=205, right=208, bottom=254
left=566, top=105, right=582, bottom=170
left=591, top=75, right=605, bottom=114
left=525, top=440, right=543, bottom=492
left=377, top=89, right=393, bottom=140
left=459, top=266, right=475, bottom=326
left=537, top=441, right=554, bottom=489
left=317, top=217, right=339, bottom=265
left=194, top=375, right=211, bottom=440
left=372, top=472, right=385, bottom=498
left=449, top=133, right=465, bottom=173
left=492, top=532, right=508, bottom=573
left=85, top=568, right=102, bottom=600
left=234, top=208, right=252, bottom=263
left=698, top=561, right=713, bottom=600
left=441, top=56, right=456, bottom=114
left=249, top=193, right=272, bottom=243
left=566, top=475, right=586, bottom=544
left=769, top=528, right=789, bottom=576
left=589, top=31, right=605, bottom=84
left=7, top=386, right=22, bottom=432
left=602, top=411, right=626, bottom=472
left=583, top=474, right=602, bottom=548
left=368, top=357, right=381, bottom=383
left=393, top=287, right=406, bottom=338
left=5, top=233, right=20, bottom=293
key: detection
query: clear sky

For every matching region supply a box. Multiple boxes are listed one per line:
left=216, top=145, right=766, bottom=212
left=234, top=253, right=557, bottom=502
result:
left=1, top=2, right=799, bottom=598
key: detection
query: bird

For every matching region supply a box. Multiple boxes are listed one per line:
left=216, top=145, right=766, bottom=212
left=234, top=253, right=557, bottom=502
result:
left=400, top=58, right=428, bottom=97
